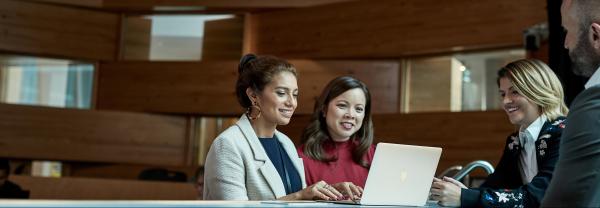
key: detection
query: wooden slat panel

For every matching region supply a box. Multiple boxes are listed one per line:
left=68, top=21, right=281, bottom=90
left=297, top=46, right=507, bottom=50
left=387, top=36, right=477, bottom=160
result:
left=10, top=175, right=197, bottom=200
left=96, top=60, right=399, bottom=114
left=278, top=111, right=514, bottom=175
left=0, top=103, right=191, bottom=166
left=251, top=0, right=546, bottom=58
left=0, top=0, right=119, bottom=61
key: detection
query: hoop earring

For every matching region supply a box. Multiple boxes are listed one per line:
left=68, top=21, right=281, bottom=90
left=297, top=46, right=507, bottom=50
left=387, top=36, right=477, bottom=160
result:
left=246, top=102, right=261, bottom=120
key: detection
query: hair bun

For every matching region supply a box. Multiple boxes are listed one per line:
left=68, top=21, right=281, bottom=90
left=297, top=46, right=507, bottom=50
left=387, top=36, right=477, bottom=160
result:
left=238, top=54, right=257, bottom=74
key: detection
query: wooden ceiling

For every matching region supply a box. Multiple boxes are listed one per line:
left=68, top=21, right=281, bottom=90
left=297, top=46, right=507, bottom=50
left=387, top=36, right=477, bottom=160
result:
left=29, top=0, right=356, bottom=13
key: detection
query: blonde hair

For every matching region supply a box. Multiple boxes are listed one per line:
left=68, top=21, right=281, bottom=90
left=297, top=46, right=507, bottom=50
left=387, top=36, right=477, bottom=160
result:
left=497, top=59, right=568, bottom=120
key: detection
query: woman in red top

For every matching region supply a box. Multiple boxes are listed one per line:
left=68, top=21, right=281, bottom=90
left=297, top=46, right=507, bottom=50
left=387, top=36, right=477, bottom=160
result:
left=297, top=76, right=376, bottom=201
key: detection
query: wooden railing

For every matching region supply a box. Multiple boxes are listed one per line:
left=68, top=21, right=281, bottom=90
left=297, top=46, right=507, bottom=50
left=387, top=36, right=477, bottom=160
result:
left=10, top=175, right=197, bottom=200
left=0, top=103, right=194, bottom=167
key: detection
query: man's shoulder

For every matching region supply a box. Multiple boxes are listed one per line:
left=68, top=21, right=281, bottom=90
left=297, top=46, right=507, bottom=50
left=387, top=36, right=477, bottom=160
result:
left=570, top=86, right=600, bottom=111
left=577, top=86, right=600, bottom=101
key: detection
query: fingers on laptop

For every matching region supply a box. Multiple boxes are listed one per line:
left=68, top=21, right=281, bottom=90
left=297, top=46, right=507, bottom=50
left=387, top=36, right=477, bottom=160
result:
left=351, top=185, right=363, bottom=199
left=430, top=180, right=446, bottom=197
left=346, top=182, right=363, bottom=199
left=332, top=182, right=362, bottom=200
left=310, top=181, right=343, bottom=200
left=443, top=176, right=467, bottom=189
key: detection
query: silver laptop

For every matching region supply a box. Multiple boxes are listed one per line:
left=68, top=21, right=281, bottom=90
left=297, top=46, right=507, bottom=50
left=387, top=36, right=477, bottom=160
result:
left=332, top=143, right=442, bottom=206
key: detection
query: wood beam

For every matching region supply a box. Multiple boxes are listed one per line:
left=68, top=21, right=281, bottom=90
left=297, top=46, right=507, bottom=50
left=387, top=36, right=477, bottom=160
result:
left=28, top=0, right=356, bottom=13
left=96, top=60, right=399, bottom=115
left=0, top=103, right=192, bottom=166
left=11, top=175, right=197, bottom=199
left=0, top=0, right=119, bottom=61
left=250, top=0, right=546, bottom=58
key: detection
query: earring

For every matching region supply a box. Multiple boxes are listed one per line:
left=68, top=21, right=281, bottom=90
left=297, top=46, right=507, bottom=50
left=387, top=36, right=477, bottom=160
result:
left=246, top=101, right=261, bottom=120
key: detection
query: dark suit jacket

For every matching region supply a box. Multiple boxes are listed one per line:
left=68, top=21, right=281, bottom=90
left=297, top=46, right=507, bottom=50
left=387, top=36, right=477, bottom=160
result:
left=461, top=117, right=566, bottom=208
left=542, top=86, right=600, bottom=207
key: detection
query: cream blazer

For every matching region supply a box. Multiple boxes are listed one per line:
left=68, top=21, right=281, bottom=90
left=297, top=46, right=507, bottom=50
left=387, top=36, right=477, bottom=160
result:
left=203, top=115, right=306, bottom=200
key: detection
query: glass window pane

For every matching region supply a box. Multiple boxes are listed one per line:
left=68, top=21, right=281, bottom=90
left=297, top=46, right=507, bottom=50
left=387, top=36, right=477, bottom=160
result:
left=403, top=49, right=525, bottom=113
left=455, top=49, right=526, bottom=111
left=0, top=55, right=94, bottom=109
left=122, top=14, right=238, bottom=61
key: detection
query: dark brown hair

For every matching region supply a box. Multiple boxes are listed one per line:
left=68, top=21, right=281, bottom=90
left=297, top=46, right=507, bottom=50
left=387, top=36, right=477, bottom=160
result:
left=300, top=76, right=373, bottom=168
left=235, top=54, right=297, bottom=108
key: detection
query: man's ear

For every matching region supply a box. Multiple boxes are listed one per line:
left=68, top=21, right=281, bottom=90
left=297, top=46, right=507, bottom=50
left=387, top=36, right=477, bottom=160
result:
left=590, top=23, right=600, bottom=50
left=245, top=88, right=257, bottom=103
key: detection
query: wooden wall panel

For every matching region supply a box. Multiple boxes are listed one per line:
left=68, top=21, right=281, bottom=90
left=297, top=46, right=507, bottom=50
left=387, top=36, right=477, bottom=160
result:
left=278, top=111, right=515, bottom=175
left=122, top=17, right=152, bottom=60
left=0, top=103, right=191, bottom=166
left=97, top=61, right=240, bottom=115
left=250, top=0, right=546, bottom=58
left=293, top=60, right=399, bottom=113
left=408, top=57, right=463, bottom=112
left=202, top=17, right=244, bottom=60
left=96, top=60, right=399, bottom=115
left=0, top=0, right=119, bottom=61
left=11, top=175, right=197, bottom=199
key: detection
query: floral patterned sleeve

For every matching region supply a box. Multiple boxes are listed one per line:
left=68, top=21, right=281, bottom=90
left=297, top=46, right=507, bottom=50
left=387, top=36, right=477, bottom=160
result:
left=460, top=118, right=565, bottom=208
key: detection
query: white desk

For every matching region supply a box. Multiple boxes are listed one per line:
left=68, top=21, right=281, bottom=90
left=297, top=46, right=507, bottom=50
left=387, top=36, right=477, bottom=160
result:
left=0, top=200, right=440, bottom=207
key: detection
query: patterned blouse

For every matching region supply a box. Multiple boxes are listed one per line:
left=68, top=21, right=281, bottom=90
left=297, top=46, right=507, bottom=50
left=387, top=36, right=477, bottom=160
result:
left=460, top=117, right=566, bottom=208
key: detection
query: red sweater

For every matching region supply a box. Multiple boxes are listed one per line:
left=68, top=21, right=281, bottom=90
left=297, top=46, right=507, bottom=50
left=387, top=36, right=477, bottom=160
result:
left=297, top=140, right=376, bottom=188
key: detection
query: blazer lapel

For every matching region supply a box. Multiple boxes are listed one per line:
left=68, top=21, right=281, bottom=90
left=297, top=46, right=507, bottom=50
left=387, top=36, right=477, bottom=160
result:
left=276, top=131, right=307, bottom=188
left=235, top=115, right=287, bottom=198
left=258, top=162, right=287, bottom=198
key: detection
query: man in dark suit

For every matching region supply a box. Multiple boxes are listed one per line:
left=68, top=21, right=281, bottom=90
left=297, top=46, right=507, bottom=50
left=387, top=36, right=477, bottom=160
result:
left=541, top=0, right=600, bottom=206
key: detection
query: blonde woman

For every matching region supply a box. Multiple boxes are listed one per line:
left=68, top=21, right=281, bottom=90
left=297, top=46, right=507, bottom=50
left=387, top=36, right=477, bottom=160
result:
left=430, top=59, right=568, bottom=208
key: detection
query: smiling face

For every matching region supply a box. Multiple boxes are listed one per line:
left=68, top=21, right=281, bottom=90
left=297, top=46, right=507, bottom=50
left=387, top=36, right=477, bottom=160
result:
left=324, top=88, right=367, bottom=142
left=253, top=71, right=298, bottom=126
left=499, top=77, right=540, bottom=129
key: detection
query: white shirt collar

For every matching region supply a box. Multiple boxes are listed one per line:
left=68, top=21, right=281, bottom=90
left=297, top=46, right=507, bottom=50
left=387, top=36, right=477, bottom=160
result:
left=520, top=115, right=546, bottom=143
left=584, top=66, right=600, bottom=89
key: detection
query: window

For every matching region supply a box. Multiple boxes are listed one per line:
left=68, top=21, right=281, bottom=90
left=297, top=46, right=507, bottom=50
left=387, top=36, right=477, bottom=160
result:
left=0, top=55, right=94, bottom=109
left=122, top=14, right=238, bottom=61
left=402, top=49, right=525, bottom=113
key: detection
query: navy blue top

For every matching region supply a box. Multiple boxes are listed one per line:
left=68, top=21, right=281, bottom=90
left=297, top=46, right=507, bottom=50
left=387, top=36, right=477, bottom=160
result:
left=259, top=137, right=302, bottom=195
